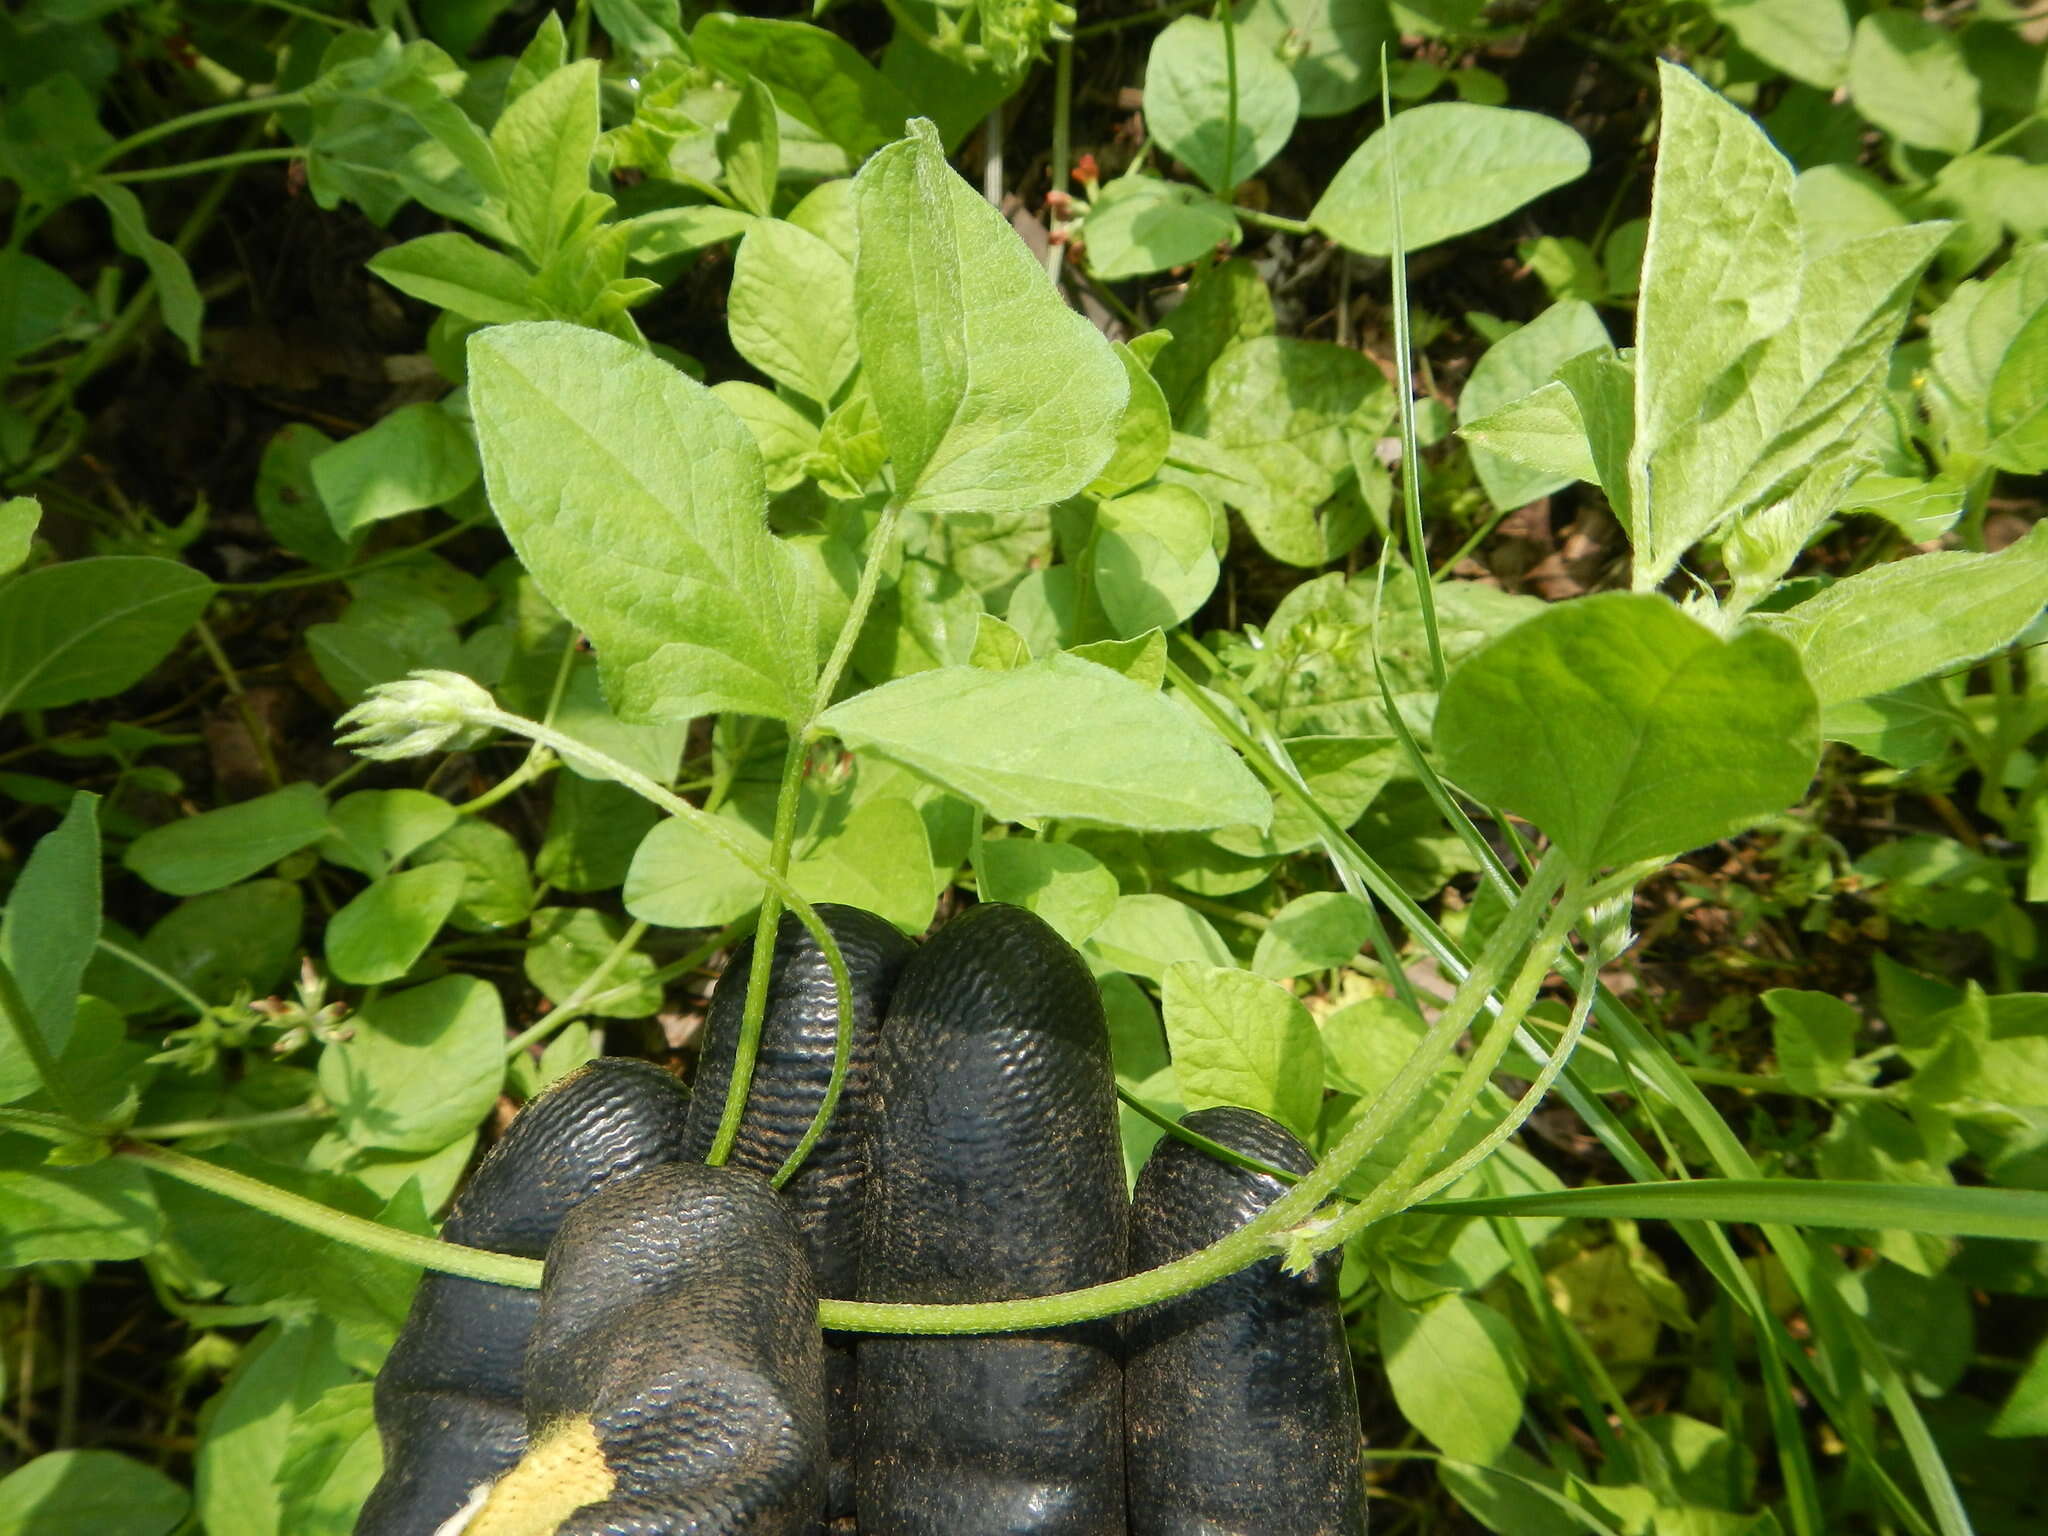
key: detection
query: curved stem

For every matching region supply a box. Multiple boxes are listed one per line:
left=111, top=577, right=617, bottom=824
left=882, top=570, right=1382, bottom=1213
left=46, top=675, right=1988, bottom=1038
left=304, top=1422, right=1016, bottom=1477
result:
left=94, top=90, right=310, bottom=171
left=706, top=733, right=806, bottom=1167
left=94, top=937, right=213, bottom=1019
left=770, top=499, right=911, bottom=1187
left=119, top=1141, right=544, bottom=1288
left=103, top=147, right=304, bottom=184
left=128, top=1102, right=332, bottom=1140
left=811, top=499, right=902, bottom=717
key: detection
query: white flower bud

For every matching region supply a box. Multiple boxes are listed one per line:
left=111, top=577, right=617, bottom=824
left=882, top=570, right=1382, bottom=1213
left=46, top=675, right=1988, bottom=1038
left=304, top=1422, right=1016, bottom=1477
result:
left=335, top=670, right=495, bottom=761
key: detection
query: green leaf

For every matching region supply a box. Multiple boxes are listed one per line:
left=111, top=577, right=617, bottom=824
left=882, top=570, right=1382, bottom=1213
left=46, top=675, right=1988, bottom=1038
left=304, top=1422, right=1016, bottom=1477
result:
left=524, top=907, right=662, bottom=1017
left=1630, top=63, right=1796, bottom=558
left=124, top=782, right=330, bottom=897
left=719, top=74, right=781, bottom=218
left=1182, top=336, right=1392, bottom=566
left=1985, top=301, right=2048, bottom=473
left=592, top=0, right=687, bottom=58
left=790, top=795, right=937, bottom=934
left=303, top=33, right=509, bottom=240
left=1705, top=0, right=1851, bottom=89
left=1312, top=103, right=1589, bottom=255
left=1145, top=16, right=1300, bottom=195
left=0, top=497, right=39, bottom=576
left=194, top=1320, right=355, bottom=1536
left=541, top=776, right=658, bottom=893
left=1149, top=257, right=1274, bottom=420
left=1928, top=245, right=2048, bottom=464
left=622, top=814, right=762, bottom=929
left=1086, top=342, right=1173, bottom=498
left=976, top=839, right=1120, bottom=947
left=1379, top=1292, right=1528, bottom=1463
left=0, top=556, right=214, bottom=716
left=1457, top=300, right=1610, bottom=512
left=817, top=654, right=1270, bottom=830
left=1079, top=174, right=1242, bottom=282
left=1091, top=483, right=1220, bottom=638
left=1252, top=891, right=1375, bottom=979
left=1161, top=960, right=1323, bottom=1139
left=1455, top=381, right=1596, bottom=489
left=318, top=973, right=505, bottom=1152
left=0, top=252, right=92, bottom=369
left=0, top=792, right=98, bottom=1102
left=418, top=818, right=535, bottom=931
left=1436, top=593, right=1819, bottom=871
left=713, top=381, right=820, bottom=494
left=325, top=862, right=466, bottom=985
left=1759, top=522, right=2048, bottom=708
left=470, top=321, right=816, bottom=725
left=1848, top=11, right=1979, bottom=155
left=89, top=180, right=202, bottom=365
left=1234, top=0, right=1392, bottom=118
left=1089, top=894, right=1234, bottom=981
left=322, top=789, right=458, bottom=879
left=367, top=232, right=541, bottom=324
left=276, top=1382, right=382, bottom=1534
left=691, top=14, right=917, bottom=160
left=1762, top=989, right=1859, bottom=1095
left=1212, top=733, right=1398, bottom=859
left=0, top=1450, right=188, bottom=1536
left=1992, top=1337, right=2048, bottom=1438
left=852, top=119, right=1128, bottom=516
left=729, top=218, right=857, bottom=406
left=114, top=880, right=305, bottom=1015
left=490, top=57, right=606, bottom=264
left=0, top=1139, right=160, bottom=1265
left=311, top=402, right=480, bottom=538
left=255, top=425, right=357, bottom=569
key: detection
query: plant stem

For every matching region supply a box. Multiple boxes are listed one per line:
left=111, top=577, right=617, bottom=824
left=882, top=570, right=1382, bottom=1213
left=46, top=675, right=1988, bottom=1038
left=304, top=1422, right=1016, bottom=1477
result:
left=1234, top=207, right=1314, bottom=235
left=93, top=90, right=310, bottom=171
left=103, top=147, right=304, bottom=184
left=468, top=707, right=857, bottom=1119
left=94, top=937, right=213, bottom=1019
left=1219, top=0, right=1241, bottom=201
left=705, top=733, right=806, bottom=1167
left=118, top=1141, right=544, bottom=1288
left=818, top=855, right=1567, bottom=1334
left=220, top=517, right=488, bottom=593
left=500, top=920, right=748, bottom=1061
left=128, top=1103, right=332, bottom=1140
left=810, top=499, right=903, bottom=717
left=1048, top=40, right=1073, bottom=282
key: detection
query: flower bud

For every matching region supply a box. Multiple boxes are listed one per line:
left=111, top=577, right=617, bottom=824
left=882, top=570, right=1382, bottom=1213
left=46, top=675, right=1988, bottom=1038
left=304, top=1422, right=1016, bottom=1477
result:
left=336, top=670, right=495, bottom=761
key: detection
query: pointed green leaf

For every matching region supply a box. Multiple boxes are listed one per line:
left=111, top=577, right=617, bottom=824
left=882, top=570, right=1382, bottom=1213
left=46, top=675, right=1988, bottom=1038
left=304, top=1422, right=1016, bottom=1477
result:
left=470, top=321, right=816, bottom=725
left=852, top=119, right=1128, bottom=516
left=0, top=557, right=214, bottom=716
left=1161, top=960, right=1323, bottom=1139
left=818, top=654, right=1269, bottom=830
left=0, top=793, right=99, bottom=1103
left=125, top=782, right=330, bottom=897
left=1312, top=103, right=1589, bottom=255
left=1145, top=16, right=1300, bottom=195
left=1436, top=594, right=1818, bottom=870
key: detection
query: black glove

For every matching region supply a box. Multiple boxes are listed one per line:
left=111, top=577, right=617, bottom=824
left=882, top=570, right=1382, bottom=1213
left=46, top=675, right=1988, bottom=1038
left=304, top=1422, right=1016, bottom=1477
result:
left=357, top=902, right=1368, bottom=1535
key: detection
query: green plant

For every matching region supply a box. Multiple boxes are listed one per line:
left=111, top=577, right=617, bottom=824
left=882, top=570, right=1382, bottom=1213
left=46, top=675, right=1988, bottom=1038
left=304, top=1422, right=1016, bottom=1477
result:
left=4, top=3, right=2048, bottom=1531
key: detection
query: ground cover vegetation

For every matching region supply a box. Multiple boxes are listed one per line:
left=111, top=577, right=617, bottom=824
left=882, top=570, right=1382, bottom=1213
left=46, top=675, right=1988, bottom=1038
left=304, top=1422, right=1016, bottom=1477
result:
left=2, top=0, right=2047, bottom=1529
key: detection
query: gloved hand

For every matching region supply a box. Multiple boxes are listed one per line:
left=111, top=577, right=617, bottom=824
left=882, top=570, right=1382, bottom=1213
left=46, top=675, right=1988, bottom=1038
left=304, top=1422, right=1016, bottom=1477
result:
left=357, top=902, right=1367, bottom=1536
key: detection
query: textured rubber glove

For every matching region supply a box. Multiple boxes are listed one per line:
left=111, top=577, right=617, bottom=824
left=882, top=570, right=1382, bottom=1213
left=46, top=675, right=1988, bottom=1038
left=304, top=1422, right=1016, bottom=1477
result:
left=1125, top=1106, right=1368, bottom=1535
left=356, top=1058, right=693, bottom=1536
left=454, top=1159, right=827, bottom=1536
left=679, top=904, right=915, bottom=1526
left=856, top=903, right=1130, bottom=1536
